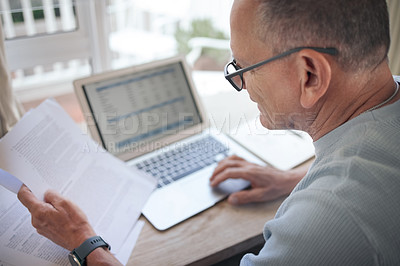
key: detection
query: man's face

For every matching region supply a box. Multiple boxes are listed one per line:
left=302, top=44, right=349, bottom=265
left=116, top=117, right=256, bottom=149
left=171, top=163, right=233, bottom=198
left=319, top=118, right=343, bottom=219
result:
left=229, top=0, right=301, bottom=130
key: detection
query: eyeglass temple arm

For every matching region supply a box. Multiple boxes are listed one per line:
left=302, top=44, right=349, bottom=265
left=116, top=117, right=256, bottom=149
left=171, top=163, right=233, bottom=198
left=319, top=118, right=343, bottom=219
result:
left=227, top=46, right=338, bottom=78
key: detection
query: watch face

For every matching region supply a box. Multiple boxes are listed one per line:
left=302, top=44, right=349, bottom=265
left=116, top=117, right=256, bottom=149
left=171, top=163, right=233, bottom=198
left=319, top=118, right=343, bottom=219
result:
left=68, top=253, right=81, bottom=266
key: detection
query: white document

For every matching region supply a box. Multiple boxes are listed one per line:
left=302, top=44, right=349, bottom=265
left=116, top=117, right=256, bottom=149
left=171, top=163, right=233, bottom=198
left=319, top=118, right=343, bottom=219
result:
left=0, top=99, right=156, bottom=265
left=230, top=117, right=315, bottom=170
left=114, top=220, right=144, bottom=264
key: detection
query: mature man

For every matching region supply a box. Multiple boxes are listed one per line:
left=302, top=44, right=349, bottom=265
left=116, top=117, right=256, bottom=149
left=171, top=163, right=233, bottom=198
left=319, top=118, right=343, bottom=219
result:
left=210, top=0, right=400, bottom=265
left=18, top=0, right=400, bottom=265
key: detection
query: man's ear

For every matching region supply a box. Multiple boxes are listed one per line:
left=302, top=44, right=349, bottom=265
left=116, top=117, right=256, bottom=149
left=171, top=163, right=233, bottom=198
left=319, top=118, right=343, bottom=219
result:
left=297, top=49, right=332, bottom=109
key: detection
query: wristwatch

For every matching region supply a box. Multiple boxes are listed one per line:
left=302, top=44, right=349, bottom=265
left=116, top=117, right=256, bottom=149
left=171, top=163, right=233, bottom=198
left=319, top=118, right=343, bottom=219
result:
left=68, top=236, right=110, bottom=266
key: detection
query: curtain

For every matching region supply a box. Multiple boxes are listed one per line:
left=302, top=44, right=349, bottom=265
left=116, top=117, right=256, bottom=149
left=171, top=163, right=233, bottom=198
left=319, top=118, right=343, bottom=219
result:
left=387, top=0, right=400, bottom=75
left=0, top=20, right=24, bottom=138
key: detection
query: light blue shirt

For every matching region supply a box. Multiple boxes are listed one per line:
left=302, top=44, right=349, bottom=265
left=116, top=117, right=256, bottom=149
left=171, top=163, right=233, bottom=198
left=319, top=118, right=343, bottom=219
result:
left=241, top=77, right=400, bottom=265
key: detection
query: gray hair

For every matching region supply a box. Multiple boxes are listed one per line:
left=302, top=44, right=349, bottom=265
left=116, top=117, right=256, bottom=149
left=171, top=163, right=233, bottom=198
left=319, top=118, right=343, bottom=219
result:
left=256, top=0, right=390, bottom=71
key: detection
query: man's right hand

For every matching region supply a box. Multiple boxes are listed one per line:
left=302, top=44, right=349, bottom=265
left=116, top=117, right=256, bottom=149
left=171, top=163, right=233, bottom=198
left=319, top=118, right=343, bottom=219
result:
left=210, top=155, right=310, bottom=205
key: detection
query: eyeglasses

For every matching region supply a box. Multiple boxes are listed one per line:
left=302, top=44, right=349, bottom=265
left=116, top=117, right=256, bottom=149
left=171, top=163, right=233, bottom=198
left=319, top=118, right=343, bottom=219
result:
left=224, top=46, right=338, bottom=91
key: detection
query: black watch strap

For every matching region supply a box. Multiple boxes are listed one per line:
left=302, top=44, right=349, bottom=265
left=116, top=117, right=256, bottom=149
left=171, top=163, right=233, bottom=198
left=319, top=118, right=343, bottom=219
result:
left=69, top=236, right=110, bottom=266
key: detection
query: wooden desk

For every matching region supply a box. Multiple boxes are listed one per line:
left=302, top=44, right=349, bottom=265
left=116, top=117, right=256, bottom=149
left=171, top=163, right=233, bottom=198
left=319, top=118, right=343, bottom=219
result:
left=128, top=197, right=285, bottom=265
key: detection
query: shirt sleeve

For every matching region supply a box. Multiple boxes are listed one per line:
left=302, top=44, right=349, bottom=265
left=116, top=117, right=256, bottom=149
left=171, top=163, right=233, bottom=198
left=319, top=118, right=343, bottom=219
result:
left=240, top=188, right=377, bottom=266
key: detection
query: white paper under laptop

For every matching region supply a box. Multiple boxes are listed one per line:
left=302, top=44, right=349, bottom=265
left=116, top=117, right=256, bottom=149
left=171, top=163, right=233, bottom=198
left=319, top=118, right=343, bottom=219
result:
left=74, top=56, right=265, bottom=230
left=230, top=118, right=315, bottom=171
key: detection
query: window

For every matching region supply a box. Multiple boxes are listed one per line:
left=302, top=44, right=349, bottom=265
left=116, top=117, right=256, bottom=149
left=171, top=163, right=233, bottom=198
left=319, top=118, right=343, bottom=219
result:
left=2, top=0, right=114, bottom=97
left=105, top=0, right=232, bottom=70
left=1, top=0, right=232, bottom=121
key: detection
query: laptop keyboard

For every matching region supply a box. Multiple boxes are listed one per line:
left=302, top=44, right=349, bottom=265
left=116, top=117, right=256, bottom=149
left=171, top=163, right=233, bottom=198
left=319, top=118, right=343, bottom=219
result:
left=135, top=136, right=229, bottom=188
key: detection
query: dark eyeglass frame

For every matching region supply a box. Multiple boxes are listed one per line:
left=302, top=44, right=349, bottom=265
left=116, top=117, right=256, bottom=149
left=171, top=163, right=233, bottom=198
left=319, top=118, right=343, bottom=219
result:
left=224, top=46, right=338, bottom=91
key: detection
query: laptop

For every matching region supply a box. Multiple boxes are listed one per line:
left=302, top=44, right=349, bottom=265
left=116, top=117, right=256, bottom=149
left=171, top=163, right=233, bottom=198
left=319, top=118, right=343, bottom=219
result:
left=74, top=55, right=265, bottom=230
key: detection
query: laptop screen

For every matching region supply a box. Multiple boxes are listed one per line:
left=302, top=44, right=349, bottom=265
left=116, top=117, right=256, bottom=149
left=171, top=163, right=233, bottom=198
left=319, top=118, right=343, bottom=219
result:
left=82, top=61, right=202, bottom=156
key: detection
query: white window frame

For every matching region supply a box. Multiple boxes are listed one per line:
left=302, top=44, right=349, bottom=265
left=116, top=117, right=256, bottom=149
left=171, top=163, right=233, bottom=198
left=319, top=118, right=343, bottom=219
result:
left=3, top=0, right=110, bottom=74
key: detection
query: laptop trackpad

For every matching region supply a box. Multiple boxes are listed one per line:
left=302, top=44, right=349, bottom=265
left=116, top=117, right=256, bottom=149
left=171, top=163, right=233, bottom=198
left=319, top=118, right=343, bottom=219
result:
left=213, top=178, right=250, bottom=194
left=142, top=165, right=249, bottom=231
